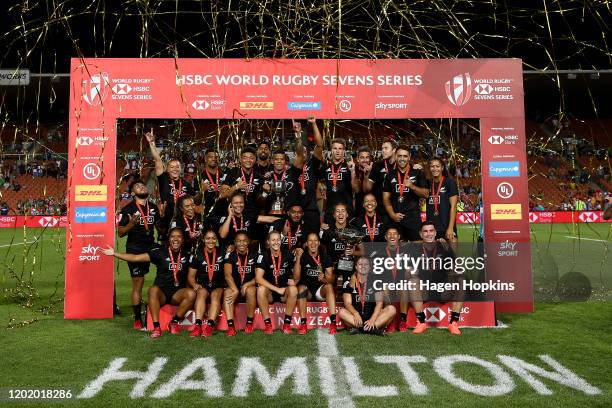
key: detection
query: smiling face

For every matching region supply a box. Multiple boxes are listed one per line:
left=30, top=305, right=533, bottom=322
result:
left=241, top=152, right=256, bottom=171
left=205, top=151, right=219, bottom=168
left=419, top=224, right=437, bottom=243
left=363, top=194, right=377, bottom=215
left=396, top=148, right=410, bottom=170
left=385, top=227, right=400, bottom=247
left=167, top=160, right=182, bottom=180
left=430, top=159, right=443, bottom=178
left=288, top=205, right=303, bottom=223
left=355, top=257, right=371, bottom=276
left=204, top=231, right=217, bottom=251
left=257, top=144, right=270, bottom=161
left=358, top=151, right=372, bottom=168
left=334, top=204, right=348, bottom=226
left=168, top=229, right=184, bottom=251
left=306, top=233, right=320, bottom=254
left=180, top=197, right=195, bottom=218
left=273, top=152, right=286, bottom=172
left=268, top=231, right=282, bottom=252
left=230, top=194, right=245, bottom=215
left=235, top=233, right=250, bottom=254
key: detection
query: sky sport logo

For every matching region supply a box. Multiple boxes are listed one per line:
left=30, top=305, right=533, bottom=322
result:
left=490, top=204, right=522, bottom=220
left=239, top=101, right=274, bottom=110
left=445, top=73, right=472, bottom=106
left=489, top=161, right=520, bottom=177
left=75, top=207, right=107, bottom=223
left=80, top=244, right=101, bottom=262
left=82, top=72, right=110, bottom=106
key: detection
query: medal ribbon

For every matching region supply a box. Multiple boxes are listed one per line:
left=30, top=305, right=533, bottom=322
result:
left=232, top=214, right=245, bottom=232
left=271, top=250, right=282, bottom=286
left=237, top=251, right=248, bottom=284
left=205, top=169, right=219, bottom=192
left=365, top=213, right=376, bottom=242
left=299, top=163, right=307, bottom=192
left=386, top=245, right=400, bottom=280
left=330, top=161, right=343, bottom=191
left=168, top=248, right=182, bottom=286
left=135, top=201, right=150, bottom=231
left=172, top=178, right=183, bottom=204
left=241, top=168, right=254, bottom=196
left=397, top=165, right=411, bottom=201
left=356, top=275, right=366, bottom=313
left=204, top=248, right=216, bottom=284
left=431, top=176, right=444, bottom=215
left=285, top=220, right=301, bottom=251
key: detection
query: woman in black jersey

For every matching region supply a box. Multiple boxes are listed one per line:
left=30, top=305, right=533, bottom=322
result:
left=338, top=257, right=396, bottom=335
left=102, top=228, right=195, bottom=339
left=426, top=157, right=459, bottom=243
left=171, top=195, right=203, bottom=255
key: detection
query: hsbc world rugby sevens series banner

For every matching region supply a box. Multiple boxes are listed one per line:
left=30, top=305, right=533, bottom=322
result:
left=65, top=58, right=530, bottom=318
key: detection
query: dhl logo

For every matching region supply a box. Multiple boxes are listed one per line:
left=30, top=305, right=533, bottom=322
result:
left=490, top=204, right=522, bottom=220
left=75, top=185, right=108, bottom=202
left=239, top=101, right=274, bottom=110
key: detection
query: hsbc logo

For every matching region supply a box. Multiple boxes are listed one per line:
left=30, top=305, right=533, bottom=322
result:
left=83, top=163, right=101, bottom=181
left=458, top=213, right=478, bottom=224
left=77, top=136, right=93, bottom=146
left=112, top=83, right=132, bottom=95
left=180, top=310, right=196, bottom=326
left=192, top=100, right=210, bottom=110
left=445, top=73, right=472, bottom=106
left=474, top=83, right=493, bottom=95
left=578, top=212, right=598, bottom=223
left=39, top=217, right=59, bottom=227
left=488, top=134, right=518, bottom=145
left=529, top=213, right=538, bottom=223
left=80, top=244, right=101, bottom=261
left=425, top=307, right=447, bottom=323
left=496, top=182, right=514, bottom=199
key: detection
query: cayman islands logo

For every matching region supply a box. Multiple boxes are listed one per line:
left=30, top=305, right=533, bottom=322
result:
left=82, top=72, right=110, bottom=106
left=445, top=73, right=472, bottom=106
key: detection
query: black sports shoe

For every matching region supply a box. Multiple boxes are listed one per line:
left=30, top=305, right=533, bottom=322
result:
left=348, top=328, right=362, bottom=335
left=113, top=304, right=122, bottom=316
left=366, top=327, right=384, bottom=336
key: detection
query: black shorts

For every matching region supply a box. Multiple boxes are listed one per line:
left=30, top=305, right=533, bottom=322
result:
left=358, top=304, right=376, bottom=321
left=158, top=285, right=181, bottom=305
left=198, top=281, right=225, bottom=292
left=128, top=261, right=150, bottom=278
left=299, top=281, right=324, bottom=300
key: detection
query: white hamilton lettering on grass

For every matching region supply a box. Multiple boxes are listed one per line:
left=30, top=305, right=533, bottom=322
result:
left=152, top=357, right=223, bottom=398
left=342, top=357, right=398, bottom=396
left=231, top=357, right=310, bottom=396
left=374, top=356, right=429, bottom=395
left=78, top=357, right=167, bottom=398
left=498, top=355, right=601, bottom=395
left=317, top=329, right=356, bottom=408
left=433, top=355, right=515, bottom=396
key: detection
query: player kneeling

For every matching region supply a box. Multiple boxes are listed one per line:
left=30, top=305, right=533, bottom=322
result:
left=294, top=233, right=337, bottom=335
left=187, top=230, right=225, bottom=338
left=223, top=232, right=258, bottom=336
left=256, top=231, right=298, bottom=334
left=102, top=228, right=195, bottom=338
left=338, top=257, right=396, bottom=335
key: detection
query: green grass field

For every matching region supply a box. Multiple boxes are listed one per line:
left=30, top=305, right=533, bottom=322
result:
left=1, top=223, right=610, bottom=407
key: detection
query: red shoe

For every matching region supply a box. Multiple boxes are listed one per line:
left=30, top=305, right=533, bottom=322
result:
left=298, top=323, right=307, bottom=335
left=448, top=321, right=462, bottom=335
left=188, top=325, right=202, bottom=337
left=226, top=326, right=237, bottom=337
left=244, top=323, right=254, bottom=334
left=399, top=320, right=408, bottom=332
left=168, top=321, right=181, bottom=334
left=202, top=324, right=214, bottom=337
left=264, top=322, right=274, bottom=335
left=386, top=320, right=396, bottom=334
left=328, top=324, right=337, bottom=335
left=150, top=327, right=162, bottom=338
left=412, top=322, right=428, bottom=334
left=133, top=320, right=143, bottom=330
left=282, top=323, right=292, bottom=334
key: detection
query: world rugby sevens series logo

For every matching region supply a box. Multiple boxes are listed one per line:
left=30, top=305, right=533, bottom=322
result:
left=445, top=73, right=472, bottom=106
left=82, top=72, right=110, bottom=106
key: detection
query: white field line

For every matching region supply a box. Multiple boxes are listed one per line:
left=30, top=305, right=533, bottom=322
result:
left=564, top=236, right=609, bottom=243
left=316, top=330, right=355, bottom=408
left=0, top=240, right=37, bottom=248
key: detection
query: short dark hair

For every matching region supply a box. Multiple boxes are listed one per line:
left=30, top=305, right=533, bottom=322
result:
left=420, top=220, right=436, bottom=231
left=128, top=179, right=145, bottom=192
left=258, top=140, right=271, bottom=148
left=177, top=195, right=194, bottom=210
left=396, top=144, right=411, bottom=155
left=242, top=146, right=257, bottom=156
left=330, top=138, right=346, bottom=148
left=382, top=138, right=398, bottom=149
left=272, top=149, right=286, bottom=158
left=205, top=148, right=218, bottom=156
left=230, top=191, right=246, bottom=202
left=357, top=145, right=371, bottom=156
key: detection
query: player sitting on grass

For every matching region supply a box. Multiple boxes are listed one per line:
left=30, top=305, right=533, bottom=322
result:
left=294, top=232, right=337, bottom=335
left=187, top=230, right=225, bottom=338
left=338, top=256, right=396, bottom=335
left=255, top=231, right=298, bottom=334
left=102, top=228, right=195, bottom=338
left=223, top=232, right=259, bottom=336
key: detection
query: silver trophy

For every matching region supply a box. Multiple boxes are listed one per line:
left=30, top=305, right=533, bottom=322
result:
left=336, top=228, right=365, bottom=274
left=270, top=179, right=287, bottom=214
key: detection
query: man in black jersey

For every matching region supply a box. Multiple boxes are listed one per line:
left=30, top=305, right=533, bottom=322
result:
left=352, top=146, right=374, bottom=217
left=254, top=140, right=273, bottom=175
left=382, top=145, right=429, bottom=241
left=269, top=204, right=305, bottom=252
left=218, top=192, right=279, bottom=247
left=338, top=257, right=396, bottom=335
left=262, top=150, right=293, bottom=214
left=294, top=232, right=336, bottom=335
left=321, top=137, right=357, bottom=224
left=145, top=129, right=198, bottom=239
left=102, top=228, right=196, bottom=338
left=289, top=117, right=324, bottom=236
left=223, top=232, right=258, bottom=336
left=201, top=149, right=227, bottom=220
left=187, top=230, right=226, bottom=338
left=118, top=179, right=161, bottom=329
left=365, top=138, right=397, bottom=202
left=220, top=146, right=264, bottom=220
left=408, top=221, right=465, bottom=335
left=426, top=158, right=459, bottom=242
left=255, top=231, right=298, bottom=334
left=171, top=195, right=203, bottom=255
left=350, top=193, right=386, bottom=243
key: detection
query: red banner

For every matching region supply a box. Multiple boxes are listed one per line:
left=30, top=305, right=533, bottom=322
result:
left=66, top=57, right=528, bottom=319
left=0, top=216, right=68, bottom=228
